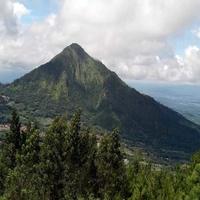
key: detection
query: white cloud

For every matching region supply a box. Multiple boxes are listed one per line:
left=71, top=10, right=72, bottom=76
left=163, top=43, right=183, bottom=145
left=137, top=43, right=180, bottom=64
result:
left=1, top=0, right=200, bottom=83
left=118, top=46, right=200, bottom=83
left=0, top=0, right=18, bottom=35
left=13, top=2, right=30, bottom=19
left=193, top=28, right=200, bottom=38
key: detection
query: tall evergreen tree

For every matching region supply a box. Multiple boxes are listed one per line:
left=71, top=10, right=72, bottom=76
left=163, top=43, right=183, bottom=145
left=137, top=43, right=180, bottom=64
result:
left=41, top=117, right=68, bottom=200
left=64, top=110, right=82, bottom=200
left=58, top=110, right=98, bottom=199
left=0, top=110, right=25, bottom=196
left=4, top=124, right=41, bottom=200
left=3, top=110, right=23, bottom=169
left=77, top=128, right=98, bottom=198
left=10, top=110, right=21, bottom=150
left=96, top=129, right=128, bottom=199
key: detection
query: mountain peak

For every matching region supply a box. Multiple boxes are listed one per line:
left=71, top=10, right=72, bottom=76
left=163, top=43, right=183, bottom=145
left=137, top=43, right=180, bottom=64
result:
left=69, top=43, right=83, bottom=50
left=61, top=43, right=88, bottom=60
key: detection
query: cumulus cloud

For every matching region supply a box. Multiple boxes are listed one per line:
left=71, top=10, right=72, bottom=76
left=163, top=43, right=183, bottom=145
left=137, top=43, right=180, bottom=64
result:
left=193, top=28, right=200, bottom=39
left=1, top=0, right=200, bottom=83
left=117, top=47, right=200, bottom=83
left=0, top=0, right=18, bottom=35
left=13, top=2, right=30, bottom=19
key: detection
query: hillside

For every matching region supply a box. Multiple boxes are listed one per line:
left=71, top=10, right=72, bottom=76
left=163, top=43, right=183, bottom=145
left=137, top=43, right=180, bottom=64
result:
left=1, top=43, right=200, bottom=160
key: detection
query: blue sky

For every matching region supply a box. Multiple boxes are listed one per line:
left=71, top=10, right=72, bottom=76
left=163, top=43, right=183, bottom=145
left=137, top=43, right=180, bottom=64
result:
left=18, top=0, right=59, bottom=24
left=169, top=24, right=200, bottom=56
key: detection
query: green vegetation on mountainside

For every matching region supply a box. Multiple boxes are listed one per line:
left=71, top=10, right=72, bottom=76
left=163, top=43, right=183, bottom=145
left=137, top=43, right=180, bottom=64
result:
left=1, top=43, right=200, bottom=161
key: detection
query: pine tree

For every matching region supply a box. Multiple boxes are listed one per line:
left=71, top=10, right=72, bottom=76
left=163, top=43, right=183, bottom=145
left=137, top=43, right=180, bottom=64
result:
left=96, top=129, right=128, bottom=199
left=0, top=110, right=25, bottom=196
left=2, top=110, right=23, bottom=169
left=4, top=125, right=41, bottom=200
left=53, top=110, right=98, bottom=199
left=78, top=128, right=98, bottom=198
left=10, top=110, right=21, bottom=151
left=64, top=110, right=82, bottom=200
left=41, top=117, right=68, bottom=200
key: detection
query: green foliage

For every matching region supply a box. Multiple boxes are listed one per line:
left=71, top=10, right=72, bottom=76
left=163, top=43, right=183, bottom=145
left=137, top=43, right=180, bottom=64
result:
left=192, top=151, right=200, bottom=165
left=185, top=163, right=200, bottom=199
left=96, top=129, right=129, bottom=199
left=2, top=110, right=24, bottom=169
left=64, top=110, right=92, bottom=199
left=0, top=110, right=26, bottom=196
left=41, top=116, right=68, bottom=200
left=1, top=111, right=200, bottom=200
left=40, top=111, right=97, bottom=200
left=4, top=125, right=41, bottom=200
left=0, top=154, right=7, bottom=195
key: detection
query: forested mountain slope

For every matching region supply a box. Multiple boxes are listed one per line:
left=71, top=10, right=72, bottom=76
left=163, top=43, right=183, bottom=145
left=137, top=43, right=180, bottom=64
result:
left=1, top=43, right=200, bottom=159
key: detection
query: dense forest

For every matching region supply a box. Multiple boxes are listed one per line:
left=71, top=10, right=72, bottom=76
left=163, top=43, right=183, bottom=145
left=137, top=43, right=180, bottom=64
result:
left=0, top=110, right=200, bottom=200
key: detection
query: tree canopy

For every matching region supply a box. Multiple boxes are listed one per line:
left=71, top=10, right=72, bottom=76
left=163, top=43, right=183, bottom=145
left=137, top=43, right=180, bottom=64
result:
left=0, top=111, right=200, bottom=200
